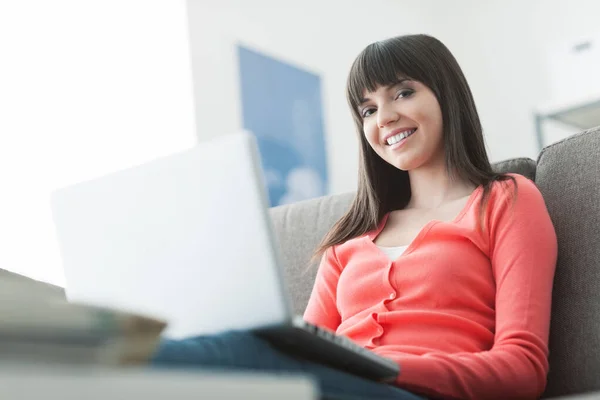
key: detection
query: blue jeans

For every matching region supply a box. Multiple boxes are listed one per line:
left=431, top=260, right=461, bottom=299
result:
left=150, top=331, right=423, bottom=400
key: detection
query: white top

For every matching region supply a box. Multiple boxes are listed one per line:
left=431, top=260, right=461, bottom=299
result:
left=376, top=244, right=409, bottom=260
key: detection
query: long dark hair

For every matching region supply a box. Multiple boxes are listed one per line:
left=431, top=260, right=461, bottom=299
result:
left=313, top=34, right=514, bottom=259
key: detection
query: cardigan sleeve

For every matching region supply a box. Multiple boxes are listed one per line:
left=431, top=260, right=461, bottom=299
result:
left=303, top=246, right=343, bottom=332
left=391, top=175, right=558, bottom=400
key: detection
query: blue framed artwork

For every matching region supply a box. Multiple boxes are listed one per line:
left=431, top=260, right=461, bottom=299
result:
left=237, top=45, right=328, bottom=207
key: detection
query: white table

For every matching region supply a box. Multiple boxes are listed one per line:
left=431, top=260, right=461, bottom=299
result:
left=0, top=365, right=317, bottom=400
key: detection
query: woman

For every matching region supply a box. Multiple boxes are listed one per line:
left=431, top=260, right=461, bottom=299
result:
left=152, top=34, right=557, bottom=400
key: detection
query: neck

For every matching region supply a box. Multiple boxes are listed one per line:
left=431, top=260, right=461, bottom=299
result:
left=406, top=158, right=475, bottom=210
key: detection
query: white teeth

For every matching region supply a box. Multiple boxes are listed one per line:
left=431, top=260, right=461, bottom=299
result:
left=386, top=129, right=416, bottom=145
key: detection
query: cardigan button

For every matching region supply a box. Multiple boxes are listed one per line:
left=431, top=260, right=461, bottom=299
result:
left=389, top=292, right=396, bottom=300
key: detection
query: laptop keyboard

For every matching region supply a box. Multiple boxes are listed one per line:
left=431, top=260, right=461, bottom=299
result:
left=258, top=317, right=400, bottom=381
left=293, top=317, right=397, bottom=366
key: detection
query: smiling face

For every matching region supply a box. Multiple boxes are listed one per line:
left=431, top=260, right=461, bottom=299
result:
left=358, top=79, right=445, bottom=172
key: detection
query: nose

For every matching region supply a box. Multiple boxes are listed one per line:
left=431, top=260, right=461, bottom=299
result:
left=377, top=103, right=400, bottom=128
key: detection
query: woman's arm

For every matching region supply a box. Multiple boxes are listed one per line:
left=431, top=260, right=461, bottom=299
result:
left=303, top=246, right=343, bottom=332
left=393, top=175, right=558, bottom=400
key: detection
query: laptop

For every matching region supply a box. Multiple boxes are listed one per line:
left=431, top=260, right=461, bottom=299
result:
left=50, top=132, right=400, bottom=382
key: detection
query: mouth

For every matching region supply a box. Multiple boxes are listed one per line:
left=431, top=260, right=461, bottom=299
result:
left=385, top=128, right=417, bottom=146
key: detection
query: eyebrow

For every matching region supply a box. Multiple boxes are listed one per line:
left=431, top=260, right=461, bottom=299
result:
left=358, top=78, right=412, bottom=106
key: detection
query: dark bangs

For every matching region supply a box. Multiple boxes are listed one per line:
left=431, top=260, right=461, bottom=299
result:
left=347, top=40, right=425, bottom=119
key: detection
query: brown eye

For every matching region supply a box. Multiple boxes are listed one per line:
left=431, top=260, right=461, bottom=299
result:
left=395, top=89, right=414, bottom=100
left=361, top=108, right=376, bottom=118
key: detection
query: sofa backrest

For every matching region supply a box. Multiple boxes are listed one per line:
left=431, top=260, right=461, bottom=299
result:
left=269, top=157, right=537, bottom=316
left=536, top=127, right=600, bottom=398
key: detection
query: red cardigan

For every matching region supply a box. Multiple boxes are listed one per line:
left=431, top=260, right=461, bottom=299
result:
left=304, top=174, right=557, bottom=400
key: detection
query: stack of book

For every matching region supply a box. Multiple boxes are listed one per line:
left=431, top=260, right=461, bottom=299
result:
left=0, top=278, right=166, bottom=366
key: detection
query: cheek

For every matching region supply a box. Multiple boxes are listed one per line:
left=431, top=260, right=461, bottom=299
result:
left=428, top=113, right=444, bottom=144
left=362, top=121, right=379, bottom=147
left=421, top=101, right=444, bottom=134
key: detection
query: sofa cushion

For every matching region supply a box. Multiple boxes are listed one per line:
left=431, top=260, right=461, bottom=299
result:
left=270, top=192, right=354, bottom=315
left=535, top=127, right=600, bottom=398
left=269, top=157, right=537, bottom=315
left=492, top=157, right=536, bottom=180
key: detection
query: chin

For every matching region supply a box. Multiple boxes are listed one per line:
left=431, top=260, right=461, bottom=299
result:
left=387, top=157, right=419, bottom=172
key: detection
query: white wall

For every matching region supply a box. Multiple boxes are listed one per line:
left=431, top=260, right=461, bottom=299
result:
left=424, top=0, right=600, bottom=161
left=521, top=0, right=600, bottom=147
left=187, top=0, right=600, bottom=194
left=0, top=0, right=197, bottom=285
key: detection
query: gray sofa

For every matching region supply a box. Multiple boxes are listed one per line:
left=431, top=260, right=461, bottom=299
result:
left=269, top=126, right=600, bottom=399
left=1, top=126, right=599, bottom=399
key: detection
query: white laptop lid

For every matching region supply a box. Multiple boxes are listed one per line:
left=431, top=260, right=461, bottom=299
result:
left=50, top=132, right=293, bottom=338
